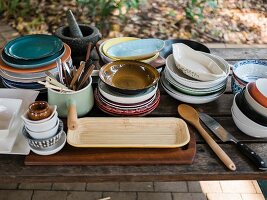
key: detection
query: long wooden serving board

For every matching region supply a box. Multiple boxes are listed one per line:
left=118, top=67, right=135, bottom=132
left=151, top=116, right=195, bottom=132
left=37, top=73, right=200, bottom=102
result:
left=67, top=117, right=190, bottom=148
left=25, top=117, right=196, bottom=165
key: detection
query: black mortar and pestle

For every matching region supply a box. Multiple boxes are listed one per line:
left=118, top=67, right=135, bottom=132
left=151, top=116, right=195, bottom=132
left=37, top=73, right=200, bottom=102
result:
left=55, top=10, right=101, bottom=65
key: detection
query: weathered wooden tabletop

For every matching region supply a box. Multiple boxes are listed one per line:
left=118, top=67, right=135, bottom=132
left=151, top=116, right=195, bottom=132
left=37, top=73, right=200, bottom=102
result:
left=0, top=48, right=267, bottom=183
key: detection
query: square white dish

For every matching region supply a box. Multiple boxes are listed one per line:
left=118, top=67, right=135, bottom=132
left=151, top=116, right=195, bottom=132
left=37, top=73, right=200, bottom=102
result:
left=0, top=89, right=39, bottom=154
left=0, top=98, right=22, bottom=138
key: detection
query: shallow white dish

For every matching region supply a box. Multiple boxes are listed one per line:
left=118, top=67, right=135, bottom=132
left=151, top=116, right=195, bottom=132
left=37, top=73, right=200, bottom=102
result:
left=232, top=108, right=267, bottom=138
left=106, top=38, right=165, bottom=60
left=233, top=60, right=267, bottom=83
left=0, top=98, right=22, bottom=138
left=244, top=82, right=267, bottom=117
left=172, top=43, right=226, bottom=81
left=98, top=80, right=158, bottom=104
left=232, top=94, right=267, bottom=137
left=29, top=131, right=66, bottom=155
left=21, top=105, right=57, bottom=124
left=0, top=89, right=39, bottom=154
left=161, top=72, right=226, bottom=104
left=165, top=53, right=229, bottom=89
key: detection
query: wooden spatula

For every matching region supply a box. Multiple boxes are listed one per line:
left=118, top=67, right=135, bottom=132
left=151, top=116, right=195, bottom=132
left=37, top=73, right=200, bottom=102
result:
left=178, top=104, right=236, bottom=171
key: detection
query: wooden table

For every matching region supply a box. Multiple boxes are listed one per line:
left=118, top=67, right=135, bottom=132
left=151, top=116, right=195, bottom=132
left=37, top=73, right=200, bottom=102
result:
left=0, top=48, right=267, bottom=183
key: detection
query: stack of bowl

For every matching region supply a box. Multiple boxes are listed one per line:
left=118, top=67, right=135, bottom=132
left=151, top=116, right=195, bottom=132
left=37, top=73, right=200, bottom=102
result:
left=95, top=60, right=160, bottom=116
left=98, top=37, right=165, bottom=71
left=231, top=60, right=267, bottom=94
left=21, top=101, right=66, bottom=155
left=0, top=34, right=72, bottom=92
left=232, top=78, right=267, bottom=138
left=161, top=44, right=230, bottom=104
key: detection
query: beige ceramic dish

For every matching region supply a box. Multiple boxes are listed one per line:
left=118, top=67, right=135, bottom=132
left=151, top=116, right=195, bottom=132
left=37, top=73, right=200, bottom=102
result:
left=99, top=60, right=160, bottom=94
left=67, top=117, right=190, bottom=148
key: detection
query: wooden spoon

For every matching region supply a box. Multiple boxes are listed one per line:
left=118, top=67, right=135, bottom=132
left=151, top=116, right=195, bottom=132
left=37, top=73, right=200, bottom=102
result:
left=178, top=104, right=236, bottom=171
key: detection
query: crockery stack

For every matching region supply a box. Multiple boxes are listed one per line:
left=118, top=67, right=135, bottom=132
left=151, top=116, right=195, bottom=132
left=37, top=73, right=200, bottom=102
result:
left=231, top=59, right=267, bottom=94
left=95, top=60, right=160, bottom=116
left=0, top=34, right=72, bottom=92
left=232, top=78, right=267, bottom=138
left=21, top=101, right=66, bottom=155
left=161, top=43, right=230, bottom=104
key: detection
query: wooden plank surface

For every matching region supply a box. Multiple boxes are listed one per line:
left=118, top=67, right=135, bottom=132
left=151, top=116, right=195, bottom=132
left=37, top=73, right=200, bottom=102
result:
left=0, top=48, right=267, bottom=182
left=0, top=143, right=266, bottom=182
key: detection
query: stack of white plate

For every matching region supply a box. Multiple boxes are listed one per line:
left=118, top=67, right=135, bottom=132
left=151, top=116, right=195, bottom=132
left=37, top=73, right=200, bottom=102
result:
left=95, top=80, right=160, bottom=116
left=161, top=49, right=230, bottom=104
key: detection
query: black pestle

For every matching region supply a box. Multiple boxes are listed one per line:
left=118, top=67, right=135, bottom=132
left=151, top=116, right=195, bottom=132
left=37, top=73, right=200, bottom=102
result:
left=66, top=10, right=83, bottom=38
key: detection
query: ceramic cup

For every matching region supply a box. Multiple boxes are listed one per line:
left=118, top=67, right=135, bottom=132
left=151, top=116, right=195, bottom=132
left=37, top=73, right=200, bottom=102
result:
left=28, top=101, right=52, bottom=121
left=48, top=77, right=94, bottom=130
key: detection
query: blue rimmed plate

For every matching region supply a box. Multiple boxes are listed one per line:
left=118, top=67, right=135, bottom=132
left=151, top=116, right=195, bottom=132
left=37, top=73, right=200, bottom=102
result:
left=4, top=34, right=63, bottom=60
left=1, top=45, right=65, bottom=69
left=106, top=38, right=165, bottom=60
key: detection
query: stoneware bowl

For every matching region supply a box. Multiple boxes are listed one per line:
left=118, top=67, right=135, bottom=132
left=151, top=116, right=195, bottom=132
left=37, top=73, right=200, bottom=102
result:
left=22, top=105, right=57, bottom=124
left=25, top=118, right=60, bottom=139
left=55, top=24, right=101, bottom=60
left=27, top=101, right=52, bottom=121
left=99, top=60, right=160, bottom=94
left=232, top=59, right=267, bottom=93
left=245, top=82, right=267, bottom=117
left=231, top=74, right=247, bottom=94
left=24, top=111, right=58, bottom=133
left=232, top=94, right=267, bottom=138
left=23, top=119, right=63, bottom=148
left=249, top=78, right=267, bottom=107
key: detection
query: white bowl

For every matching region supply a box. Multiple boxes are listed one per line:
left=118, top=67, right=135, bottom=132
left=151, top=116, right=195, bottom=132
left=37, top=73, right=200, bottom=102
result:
left=23, top=119, right=63, bottom=147
left=233, top=60, right=267, bottom=83
left=25, top=118, right=60, bottom=139
left=165, top=54, right=229, bottom=89
left=172, top=43, right=226, bottom=81
left=98, top=80, right=158, bottom=104
left=232, top=94, right=267, bottom=137
left=244, top=82, right=267, bottom=117
left=21, top=105, right=57, bottom=124
left=232, top=108, right=267, bottom=138
left=24, top=112, right=58, bottom=132
left=256, top=78, right=267, bottom=97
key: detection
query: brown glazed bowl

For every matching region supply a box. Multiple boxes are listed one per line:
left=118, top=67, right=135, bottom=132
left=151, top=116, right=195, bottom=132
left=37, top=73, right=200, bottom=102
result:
left=99, top=60, right=160, bottom=94
left=28, top=101, right=52, bottom=121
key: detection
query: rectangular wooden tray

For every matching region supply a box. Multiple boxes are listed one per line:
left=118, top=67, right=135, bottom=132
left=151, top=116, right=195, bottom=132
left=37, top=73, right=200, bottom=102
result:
left=67, top=117, right=190, bottom=148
